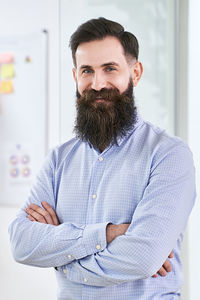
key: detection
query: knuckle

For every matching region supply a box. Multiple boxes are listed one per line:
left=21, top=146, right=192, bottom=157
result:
left=38, top=216, right=44, bottom=222
left=165, top=261, right=171, bottom=271
left=30, top=204, right=36, bottom=209
left=161, top=271, right=167, bottom=276
left=55, top=220, right=59, bottom=226
left=158, top=268, right=166, bottom=276
left=167, top=265, right=172, bottom=272
left=49, top=208, right=55, bottom=215
left=30, top=211, right=36, bottom=217
left=43, top=211, right=49, bottom=218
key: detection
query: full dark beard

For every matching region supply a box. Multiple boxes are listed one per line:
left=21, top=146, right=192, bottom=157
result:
left=74, top=79, right=137, bottom=151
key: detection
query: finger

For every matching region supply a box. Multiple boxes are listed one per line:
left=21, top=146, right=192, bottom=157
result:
left=27, top=214, right=36, bottom=222
left=152, top=274, right=158, bottom=278
left=41, top=201, right=59, bottom=225
left=168, top=252, right=173, bottom=258
left=25, top=207, right=47, bottom=224
left=28, top=203, right=54, bottom=224
left=157, top=266, right=167, bottom=277
left=162, top=259, right=172, bottom=272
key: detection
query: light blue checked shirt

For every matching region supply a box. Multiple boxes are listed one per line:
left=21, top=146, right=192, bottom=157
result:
left=9, top=112, right=196, bottom=300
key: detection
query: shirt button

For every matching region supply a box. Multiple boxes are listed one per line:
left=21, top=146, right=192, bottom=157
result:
left=92, top=194, right=97, bottom=199
left=96, top=244, right=101, bottom=250
left=98, top=157, right=103, bottom=162
left=63, top=268, right=67, bottom=274
left=67, top=254, right=72, bottom=259
left=84, top=278, right=88, bottom=283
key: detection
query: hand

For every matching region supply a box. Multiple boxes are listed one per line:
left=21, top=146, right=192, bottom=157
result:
left=25, top=201, right=59, bottom=226
left=106, top=223, right=130, bottom=243
left=152, top=252, right=173, bottom=278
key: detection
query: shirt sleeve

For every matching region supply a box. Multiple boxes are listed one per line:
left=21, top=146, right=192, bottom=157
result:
left=8, top=149, right=109, bottom=268
left=63, top=143, right=196, bottom=286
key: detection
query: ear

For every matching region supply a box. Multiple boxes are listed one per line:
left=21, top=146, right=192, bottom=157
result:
left=131, top=62, right=143, bottom=87
left=72, top=68, right=77, bottom=83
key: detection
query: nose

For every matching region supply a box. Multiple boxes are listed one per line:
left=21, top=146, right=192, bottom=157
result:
left=91, top=72, right=107, bottom=91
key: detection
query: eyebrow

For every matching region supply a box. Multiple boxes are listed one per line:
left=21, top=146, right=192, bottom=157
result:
left=79, top=62, right=119, bottom=70
left=79, top=65, right=92, bottom=70
left=101, top=62, right=119, bottom=67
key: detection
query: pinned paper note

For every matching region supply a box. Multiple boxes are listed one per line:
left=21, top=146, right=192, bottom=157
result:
left=0, top=53, right=14, bottom=64
left=25, top=56, right=31, bottom=63
left=0, top=80, right=14, bottom=94
left=0, top=64, right=15, bottom=79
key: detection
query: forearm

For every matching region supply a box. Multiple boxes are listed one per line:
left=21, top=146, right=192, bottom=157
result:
left=106, top=223, right=130, bottom=243
left=9, top=214, right=109, bottom=268
left=62, top=229, right=173, bottom=286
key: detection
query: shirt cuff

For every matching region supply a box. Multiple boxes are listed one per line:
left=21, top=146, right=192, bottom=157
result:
left=54, top=222, right=110, bottom=270
left=81, top=222, right=109, bottom=256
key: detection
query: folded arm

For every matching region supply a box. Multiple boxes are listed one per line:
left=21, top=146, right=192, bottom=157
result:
left=26, top=203, right=173, bottom=278
left=9, top=144, right=196, bottom=286
left=58, top=144, right=196, bottom=286
left=8, top=150, right=109, bottom=268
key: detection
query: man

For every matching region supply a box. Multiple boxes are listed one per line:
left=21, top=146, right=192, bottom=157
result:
left=9, top=18, right=196, bottom=299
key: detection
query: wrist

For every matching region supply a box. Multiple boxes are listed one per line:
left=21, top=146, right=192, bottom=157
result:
left=106, top=224, right=116, bottom=243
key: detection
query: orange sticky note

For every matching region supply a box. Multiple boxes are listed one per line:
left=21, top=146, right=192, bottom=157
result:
left=0, top=80, right=14, bottom=94
left=0, top=53, right=14, bottom=64
left=0, top=64, right=15, bottom=79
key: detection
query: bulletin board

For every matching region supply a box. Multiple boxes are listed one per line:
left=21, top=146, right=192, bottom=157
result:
left=0, top=31, right=48, bottom=206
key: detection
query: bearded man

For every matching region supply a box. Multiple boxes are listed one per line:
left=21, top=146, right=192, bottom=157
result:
left=9, top=18, right=196, bottom=300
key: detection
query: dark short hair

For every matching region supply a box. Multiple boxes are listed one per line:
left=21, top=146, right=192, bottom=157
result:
left=69, top=17, right=139, bottom=66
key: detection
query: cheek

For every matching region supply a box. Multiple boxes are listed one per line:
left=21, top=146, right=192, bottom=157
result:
left=112, top=76, right=130, bottom=93
left=77, top=78, right=90, bottom=94
left=110, top=68, right=131, bottom=92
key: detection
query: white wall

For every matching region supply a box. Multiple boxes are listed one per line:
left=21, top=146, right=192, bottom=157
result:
left=188, top=0, right=200, bottom=299
left=0, top=0, right=59, bottom=299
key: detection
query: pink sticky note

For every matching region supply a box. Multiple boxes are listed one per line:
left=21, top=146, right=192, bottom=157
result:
left=0, top=53, right=14, bottom=64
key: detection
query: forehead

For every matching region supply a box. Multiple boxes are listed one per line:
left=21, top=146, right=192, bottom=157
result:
left=75, top=36, right=127, bottom=68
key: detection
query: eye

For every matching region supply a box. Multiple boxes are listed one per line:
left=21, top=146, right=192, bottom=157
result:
left=82, top=69, right=93, bottom=74
left=105, top=66, right=116, bottom=72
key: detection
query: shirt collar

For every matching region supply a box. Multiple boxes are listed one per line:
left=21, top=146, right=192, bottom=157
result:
left=115, top=109, right=143, bottom=147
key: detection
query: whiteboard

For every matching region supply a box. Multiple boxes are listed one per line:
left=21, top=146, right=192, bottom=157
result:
left=0, top=31, right=48, bottom=206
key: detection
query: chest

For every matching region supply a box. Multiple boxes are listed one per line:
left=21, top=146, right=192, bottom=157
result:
left=55, top=148, right=150, bottom=224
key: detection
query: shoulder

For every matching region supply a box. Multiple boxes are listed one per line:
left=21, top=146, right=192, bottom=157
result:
left=45, top=137, right=83, bottom=170
left=139, top=120, right=194, bottom=171
left=132, top=114, right=194, bottom=169
left=139, top=117, right=190, bottom=152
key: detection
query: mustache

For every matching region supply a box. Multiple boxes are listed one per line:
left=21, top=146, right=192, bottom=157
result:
left=77, top=87, right=131, bottom=104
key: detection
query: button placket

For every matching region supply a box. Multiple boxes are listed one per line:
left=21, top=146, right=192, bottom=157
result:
left=86, top=152, right=106, bottom=224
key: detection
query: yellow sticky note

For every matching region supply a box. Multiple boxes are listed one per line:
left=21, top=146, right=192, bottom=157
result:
left=0, top=53, right=14, bottom=64
left=0, top=64, right=15, bottom=79
left=0, top=80, right=14, bottom=94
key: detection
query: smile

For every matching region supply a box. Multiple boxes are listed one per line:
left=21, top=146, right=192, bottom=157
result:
left=95, top=98, right=106, bottom=103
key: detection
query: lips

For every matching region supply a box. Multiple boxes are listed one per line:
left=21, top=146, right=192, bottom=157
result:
left=95, top=98, right=105, bottom=103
